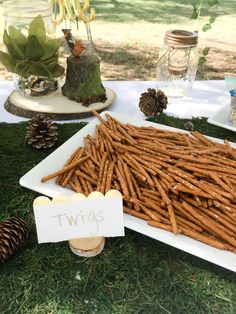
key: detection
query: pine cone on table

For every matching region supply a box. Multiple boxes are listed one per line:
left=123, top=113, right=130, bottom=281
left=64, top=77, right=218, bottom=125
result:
left=139, top=88, right=168, bottom=117
left=25, top=114, right=58, bottom=149
left=0, top=217, right=29, bottom=263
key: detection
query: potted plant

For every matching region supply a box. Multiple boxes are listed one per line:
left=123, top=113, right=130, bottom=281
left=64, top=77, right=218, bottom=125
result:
left=0, top=15, right=64, bottom=97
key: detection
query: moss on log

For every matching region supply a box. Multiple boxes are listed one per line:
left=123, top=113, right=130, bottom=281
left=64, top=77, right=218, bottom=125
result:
left=61, top=54, right=107, bottom=106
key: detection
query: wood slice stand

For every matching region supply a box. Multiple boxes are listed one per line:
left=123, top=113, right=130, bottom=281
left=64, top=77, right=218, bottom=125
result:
left=4, top=87, right=116, bottom=120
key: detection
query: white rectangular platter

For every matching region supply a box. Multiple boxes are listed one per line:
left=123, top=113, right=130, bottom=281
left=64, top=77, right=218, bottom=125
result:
left=207, top=103, right=236, bottom=132
left=20, top=111, right=236, bottom=272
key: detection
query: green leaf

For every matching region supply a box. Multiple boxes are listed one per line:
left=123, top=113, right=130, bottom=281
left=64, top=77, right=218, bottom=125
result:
left=43, top=55, right=58, bottom=67
left=202, top=23, right=211, bottom=32
left=8, top=26, right=27, bottom=46
left=41, top=39, right=60, bottom=60
left=3, top=30, right=25, bottom=59
left=198, top=56, right=207, bottom=65
left=28, top=63, right=51, bottom=77
left=25, top=36, right=44, bottom=61
left=28, top=15, right=46, bottom=43
left=15, top=60, right=32, bottom=76
left=207, top=0, right=219, bottom=7
left=0, top=51, right=17, bottom=72
left=202, top=47, right=210, bottom=56
left=47, top=64, right=64, bottom=78
left=191, top=0, right=202, bottom=19
left=209, top=16, right=217, bottom=24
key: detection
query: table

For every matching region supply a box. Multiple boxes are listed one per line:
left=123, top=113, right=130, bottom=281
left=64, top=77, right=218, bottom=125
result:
left=1, top=80, right=236, bottom=313
left=0, top=80, right=229, bottom=123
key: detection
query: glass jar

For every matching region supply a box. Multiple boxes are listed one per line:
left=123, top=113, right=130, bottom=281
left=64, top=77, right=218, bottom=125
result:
left=156, top=30, right=199, bottom=97
left=2, top=0, right=61, bottom=97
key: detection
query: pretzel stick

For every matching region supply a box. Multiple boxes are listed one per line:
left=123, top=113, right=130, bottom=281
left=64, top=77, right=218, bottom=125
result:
left=61, top=148, right=86, bottom=187
left=129, top=168, right=147, bottom=183
left=148, top=220, right=173, bottom=232
left=103, top=138, right=112, bottom=160
left=105, top=161, right=115, bottom=192
left=199, top=206, right=236, bottom=236
left=100, top=160, right=109, bottom=194
left=181, top=163, right=236, bottom=176
left=94, top=125, right=100, bottom=148
left=79, top=176, right=90, bottom=196
left=121, top=160, right=141, bottom=211
left=96, top=152, right=108, bottom=192
left=123, top=206, right=149, bottom=220
left=116, top=123, right=137, bottom=144
left=84, top=152, right=99, bottom=168
left=121, top=160, right=136, bottom=198
left=91, top=109, right=106, bottom=123
left=56, top=146, right=83, bottom=184
left=176, top=216, right=203, bottom=232
left=153, top=177, right=170, bottom=203
left=75, top=169, right=97, bottom=185
left=112, top=142, right=143, bottom=155
left=172, top=200, right=209, bottom=231
left=139, top=197, right=169, bottom=223
left=130, top=171, right=142, bottom=199
left=112, top=180, right=121, bottom=192
left=98, top=133, right=105, bottom=153
left=182, top=201, right=236, bottom=247
left=190, top=131, right=215, bottom=147
left=114, top=165, right=129, bottom=198
left=224, top=139, right=236, bottom=160
left=83, top=160, right=97, bottom=180
left=140, top=204, right=162, bottom=222
left=91, top=143, right=100, bottom=162
left=41, top=156, right=89, bottom=182
left=210, top=172, right=236, bottom=199
left=210, top=206, right=236, bottom=227
left=201, top=180, right=234, bottom=199
left=210, top=155, right=236, bottom=168
left=73, top=174, right=83, bottom=192
left=124, top=153, right=154, bottom=187
left=99, top=124, right=114, bottom=143
left=68, top=180, right=82, bottom=193
left=222, top=176, right=235, bottom=191
left=131, top=155, right=160, bottom=175
left=181, top=227, right=230, bottom=250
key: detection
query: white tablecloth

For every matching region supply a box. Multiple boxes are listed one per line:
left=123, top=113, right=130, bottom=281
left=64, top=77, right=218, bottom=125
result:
left=0, top=80, right=229, bottom=123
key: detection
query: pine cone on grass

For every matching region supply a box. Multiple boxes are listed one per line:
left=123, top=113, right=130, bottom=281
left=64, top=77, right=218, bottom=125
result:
left=0, top=217, right=29, bottom=263
left=25, top=113, right=58, bottom=149
left=139, top=88, right=168, bottom=117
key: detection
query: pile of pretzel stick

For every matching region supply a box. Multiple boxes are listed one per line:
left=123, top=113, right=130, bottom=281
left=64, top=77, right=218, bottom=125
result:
left=41, top=111, right=236, bottom=253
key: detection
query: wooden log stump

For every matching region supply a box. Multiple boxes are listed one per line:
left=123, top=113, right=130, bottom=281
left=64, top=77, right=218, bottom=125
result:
left=61, top=54, right=107, bottom=106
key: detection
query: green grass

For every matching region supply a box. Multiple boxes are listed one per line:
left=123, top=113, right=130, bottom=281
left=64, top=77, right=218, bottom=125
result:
left=92, top=0, right=236, bottom=23
left=1, top=116, right=236, bottom=314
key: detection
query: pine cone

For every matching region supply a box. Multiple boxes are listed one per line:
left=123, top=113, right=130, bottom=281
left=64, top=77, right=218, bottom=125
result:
left=139, top=88, right=168, bottom=117
left=0, top=217, right=29, bottom=263
left=25, top=114, right=58, bottom=149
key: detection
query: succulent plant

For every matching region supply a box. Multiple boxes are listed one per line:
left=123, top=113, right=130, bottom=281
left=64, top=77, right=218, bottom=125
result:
left=0, top=15, right=64, bottom=79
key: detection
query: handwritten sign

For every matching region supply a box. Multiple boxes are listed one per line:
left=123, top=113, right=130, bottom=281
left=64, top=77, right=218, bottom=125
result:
left=33, top=190, right=124, bottom=243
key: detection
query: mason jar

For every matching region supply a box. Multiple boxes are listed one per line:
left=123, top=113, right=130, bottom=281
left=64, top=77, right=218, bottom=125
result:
left=2, top=0, right=61, bottom=97
left=156, top=30, right=199, bottom=97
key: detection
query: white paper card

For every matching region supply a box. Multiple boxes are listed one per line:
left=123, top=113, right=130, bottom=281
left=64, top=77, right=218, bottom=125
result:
left=33, top=196, right=124, bottom=243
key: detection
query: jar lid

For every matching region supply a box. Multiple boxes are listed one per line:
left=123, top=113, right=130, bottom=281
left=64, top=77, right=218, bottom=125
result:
left=165, top=30, right=198, bottom=47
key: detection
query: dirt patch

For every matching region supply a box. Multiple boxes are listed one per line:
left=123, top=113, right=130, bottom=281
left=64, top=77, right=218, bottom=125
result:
left=1, top=40, right=235, bottom=81
left=0, top=17, right=236, bottom=81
